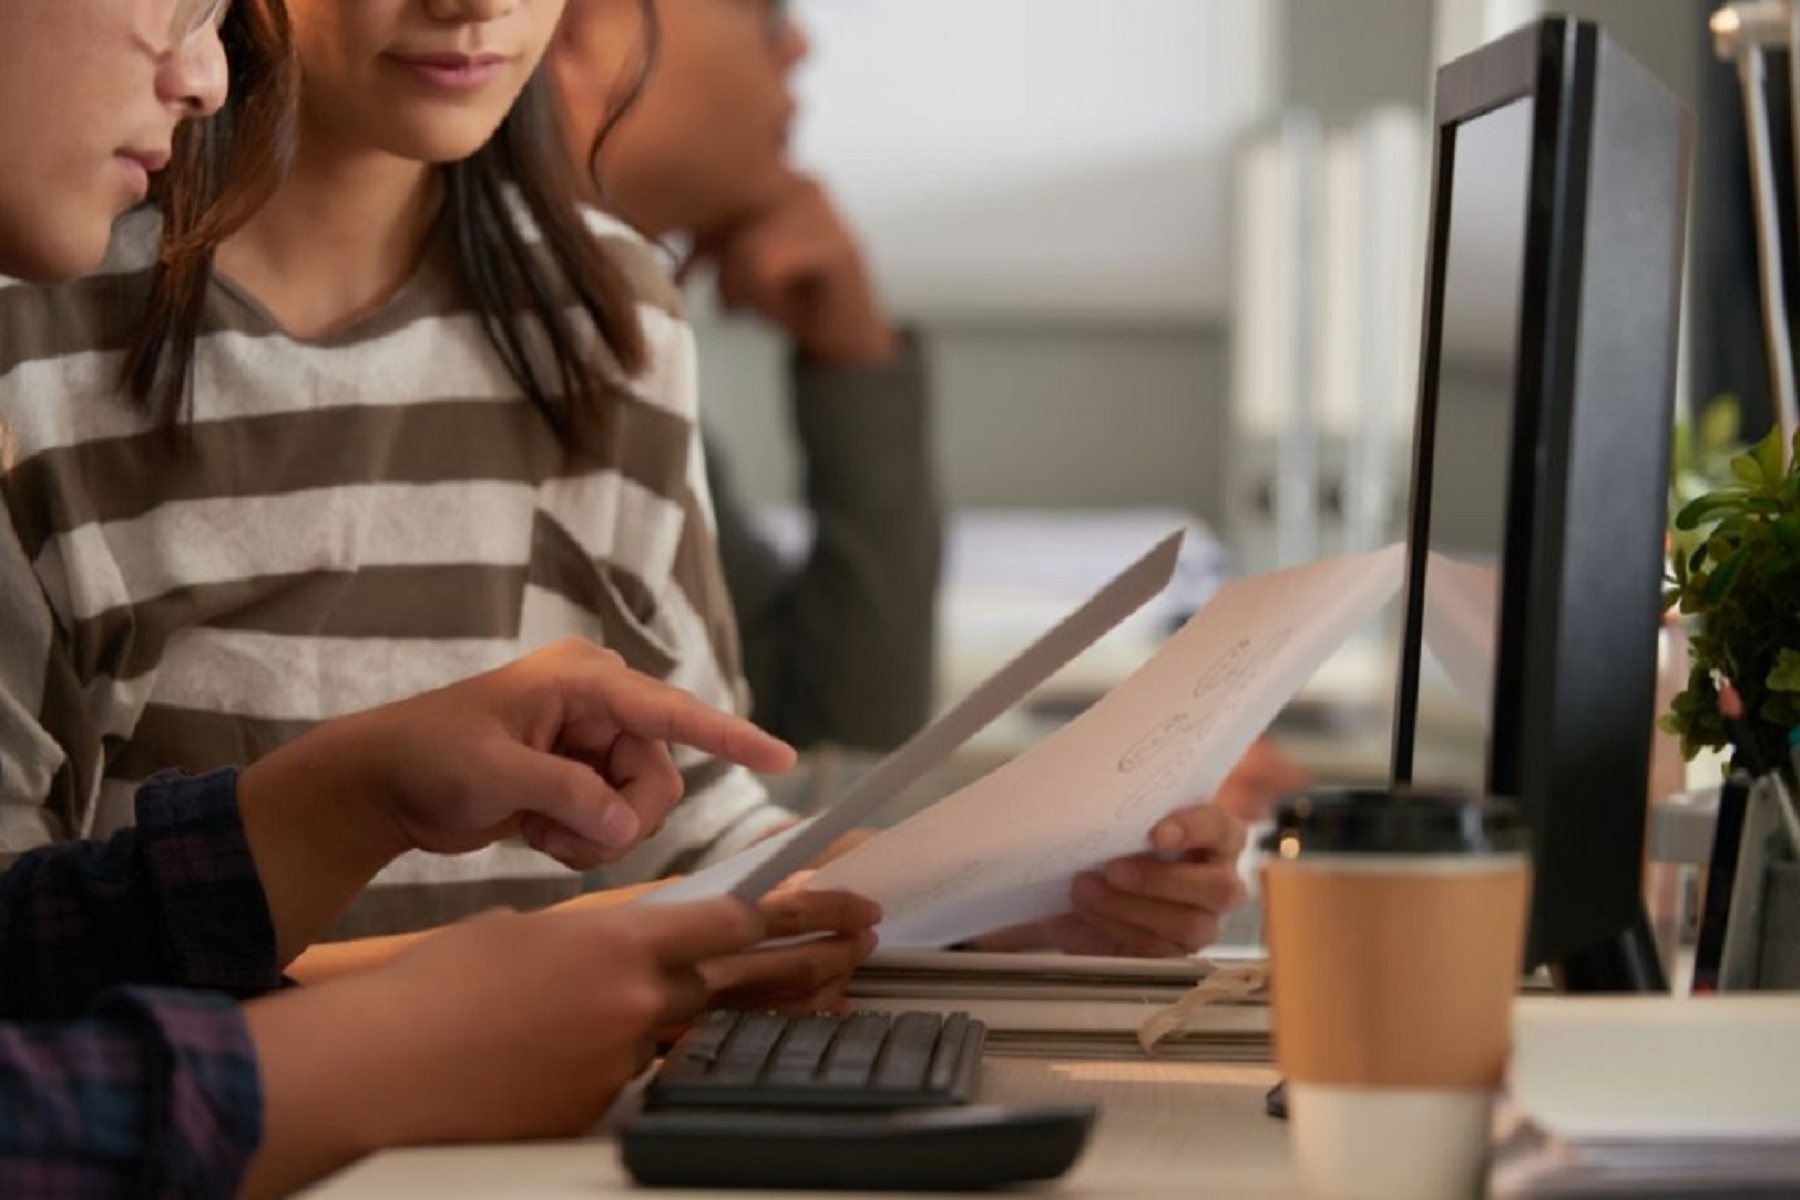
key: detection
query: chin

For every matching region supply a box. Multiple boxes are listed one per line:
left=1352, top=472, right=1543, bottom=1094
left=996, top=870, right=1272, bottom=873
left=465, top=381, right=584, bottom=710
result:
left=0, top=224, right=110, bottom=285
left=385, top=119, right=515, bottom=168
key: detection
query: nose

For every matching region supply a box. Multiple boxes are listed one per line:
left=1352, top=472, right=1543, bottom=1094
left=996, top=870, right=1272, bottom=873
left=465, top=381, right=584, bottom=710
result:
left=422, top=0, right=521, bottom=20
left=777, top=16, right=810, bottom=69
left=159, top=22, right=230, bottom=119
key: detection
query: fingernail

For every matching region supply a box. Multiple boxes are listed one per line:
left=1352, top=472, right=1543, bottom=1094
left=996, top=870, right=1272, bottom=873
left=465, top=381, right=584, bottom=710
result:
left=1107, top=860, right=1142, bottom=889
left=598, top=802, right=640, bottom=848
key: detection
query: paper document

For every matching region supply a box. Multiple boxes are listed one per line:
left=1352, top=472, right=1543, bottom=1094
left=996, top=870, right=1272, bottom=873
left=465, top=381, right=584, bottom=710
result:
left=808, top=545, right=1404, bottom=945
left=640, top=531, right=1184, bottom=906
left=1420, top=550, right=1500, bottom=729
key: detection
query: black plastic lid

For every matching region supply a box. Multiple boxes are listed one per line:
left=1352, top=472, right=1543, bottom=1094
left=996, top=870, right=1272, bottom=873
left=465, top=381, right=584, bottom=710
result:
left=1257, top=787, right=1528, bottom=856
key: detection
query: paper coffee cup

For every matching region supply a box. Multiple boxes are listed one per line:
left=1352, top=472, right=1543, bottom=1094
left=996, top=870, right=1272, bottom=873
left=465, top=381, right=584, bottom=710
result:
left=1260, top=788, right=1530, bottom=1200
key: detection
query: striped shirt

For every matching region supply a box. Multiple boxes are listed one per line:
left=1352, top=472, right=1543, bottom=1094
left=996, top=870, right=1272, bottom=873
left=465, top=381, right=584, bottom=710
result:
left=0, top=206, right=791, bottom=932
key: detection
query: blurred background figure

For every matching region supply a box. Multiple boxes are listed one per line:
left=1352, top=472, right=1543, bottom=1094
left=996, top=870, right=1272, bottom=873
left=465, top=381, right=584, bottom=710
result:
left=555, top=0, right=942, bottom=758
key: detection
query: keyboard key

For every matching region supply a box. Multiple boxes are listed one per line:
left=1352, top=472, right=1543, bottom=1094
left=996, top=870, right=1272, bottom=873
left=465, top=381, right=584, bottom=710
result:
left=926, top=1012, right=979, bottom=1095
left=871, top=1012, right=942, bottom=1091
left=763, top=1014, right=842, bottom=1087
left=711, top=1012, right=789, bottom=1086
left=816, top=1012, right=893, bottom=1088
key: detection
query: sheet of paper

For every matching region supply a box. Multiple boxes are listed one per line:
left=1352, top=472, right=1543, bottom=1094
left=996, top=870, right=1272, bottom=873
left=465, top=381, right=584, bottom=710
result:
left=807, top=544, right=1407, bottom=947
left=1419, top=549, right=1499, bottom=730
left=638, top=530, right=1184, bottom=907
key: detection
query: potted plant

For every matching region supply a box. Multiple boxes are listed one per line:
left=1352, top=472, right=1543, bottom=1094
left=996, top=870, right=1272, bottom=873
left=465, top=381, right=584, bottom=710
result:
left=1663, top=414, right=1800, bottom=770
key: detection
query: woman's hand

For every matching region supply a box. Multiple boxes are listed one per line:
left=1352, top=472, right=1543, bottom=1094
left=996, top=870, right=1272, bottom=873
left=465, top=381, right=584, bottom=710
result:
left=975, top=804, right=1250, bottom=957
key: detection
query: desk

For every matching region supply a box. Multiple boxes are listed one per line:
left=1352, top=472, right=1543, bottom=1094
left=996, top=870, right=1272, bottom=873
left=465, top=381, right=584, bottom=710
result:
left=307, top=1057, right=1302, bottom=1198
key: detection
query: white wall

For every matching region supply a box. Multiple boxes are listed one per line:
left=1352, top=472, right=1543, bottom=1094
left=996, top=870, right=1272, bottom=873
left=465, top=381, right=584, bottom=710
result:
left=787, top=0, right=1278, bottom=324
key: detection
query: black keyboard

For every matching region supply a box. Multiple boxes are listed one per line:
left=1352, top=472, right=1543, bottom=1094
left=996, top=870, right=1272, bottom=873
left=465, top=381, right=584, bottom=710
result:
left=646, top=1009, right=987, bottom=1112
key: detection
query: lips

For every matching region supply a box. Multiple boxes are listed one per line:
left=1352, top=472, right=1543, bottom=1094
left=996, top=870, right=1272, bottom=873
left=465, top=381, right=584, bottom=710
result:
left=119, top=149, right=173, bottom=174
left=386, top=51, right=512, bottom=93
left=391, top=52, right=506, bottom=70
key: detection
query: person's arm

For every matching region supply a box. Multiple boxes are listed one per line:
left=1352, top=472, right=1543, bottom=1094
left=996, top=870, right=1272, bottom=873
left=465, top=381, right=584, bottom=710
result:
left=233, top=638, right=795, bottom=964
left=0, top=502, right=106, bottom=857
left=699, top=174, right=943, bottom=751
left=0, top=635, right=793, bottom=1020
left=0, top=895, right=767, bottom=1199
left=0, top=987, right=264, bottom=1197
left=238, top=897, right=761, bottom=1197
left=716, top=334, right=942, bottom=749
left=0, top=769, right=282, bottom=1021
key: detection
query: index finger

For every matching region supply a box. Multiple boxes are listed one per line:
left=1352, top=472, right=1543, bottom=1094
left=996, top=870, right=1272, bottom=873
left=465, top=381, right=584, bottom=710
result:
left=630, top=896, right=766, bottom=966
left=562, top=667, right=797, bottom=775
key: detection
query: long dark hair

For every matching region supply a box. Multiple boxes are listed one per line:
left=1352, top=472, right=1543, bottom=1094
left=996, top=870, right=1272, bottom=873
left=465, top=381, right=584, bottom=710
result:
left=126, top=0, right=298, bottom=422
left=127, top=0, right=659, bottom=450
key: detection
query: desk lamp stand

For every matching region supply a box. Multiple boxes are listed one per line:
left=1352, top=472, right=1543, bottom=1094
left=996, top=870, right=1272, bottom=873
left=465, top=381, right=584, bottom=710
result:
left=1712, top=0, right=1800, bottom=450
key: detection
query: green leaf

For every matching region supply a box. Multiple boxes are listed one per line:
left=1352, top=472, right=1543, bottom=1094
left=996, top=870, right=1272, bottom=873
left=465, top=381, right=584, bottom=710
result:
left=1769, top=647, right=1800, bottom=694
left=1674, top=489, right=1752, bottom=530
left=1731, top=450, right=1766, bottom=486
left=1704, top=552, right=1749, bottom=604
left=1758, top=427, right=1788, bottom=485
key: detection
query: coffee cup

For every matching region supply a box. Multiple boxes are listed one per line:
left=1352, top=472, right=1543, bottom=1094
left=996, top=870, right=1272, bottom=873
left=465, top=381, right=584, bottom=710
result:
left=1260, top=787, right=1530, bottom=1200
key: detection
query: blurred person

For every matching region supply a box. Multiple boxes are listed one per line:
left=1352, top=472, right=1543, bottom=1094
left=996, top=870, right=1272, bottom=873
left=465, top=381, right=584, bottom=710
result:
left=555, top=0, right=940, bottom=755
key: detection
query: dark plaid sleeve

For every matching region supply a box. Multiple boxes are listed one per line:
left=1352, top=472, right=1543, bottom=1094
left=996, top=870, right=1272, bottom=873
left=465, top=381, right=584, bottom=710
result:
left=0, top=768, right=281, bottom=1020
left=0, top=985, right=262, bottom=1198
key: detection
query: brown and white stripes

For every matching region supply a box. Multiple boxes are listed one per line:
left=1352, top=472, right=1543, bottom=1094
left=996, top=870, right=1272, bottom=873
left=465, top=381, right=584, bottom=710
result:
left=0, top=206, right=791, bottom=933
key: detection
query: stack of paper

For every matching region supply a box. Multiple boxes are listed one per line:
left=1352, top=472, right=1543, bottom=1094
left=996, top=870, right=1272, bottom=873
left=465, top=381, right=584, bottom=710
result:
left=1493, top=1128, right=1800, bottom=1197
left=847, top=950, right=1271, bottom=1062
left=1492, top=996, right=1800, bottom=1196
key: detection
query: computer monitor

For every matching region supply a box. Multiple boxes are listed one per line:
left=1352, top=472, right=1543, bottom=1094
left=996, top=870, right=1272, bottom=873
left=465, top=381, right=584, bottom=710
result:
left=1390, top=17, right=1691, bottom=990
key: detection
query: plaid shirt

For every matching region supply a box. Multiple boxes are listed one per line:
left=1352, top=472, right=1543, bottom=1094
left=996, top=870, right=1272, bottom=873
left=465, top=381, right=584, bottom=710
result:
left=0, top=768, right=279, bottom=1196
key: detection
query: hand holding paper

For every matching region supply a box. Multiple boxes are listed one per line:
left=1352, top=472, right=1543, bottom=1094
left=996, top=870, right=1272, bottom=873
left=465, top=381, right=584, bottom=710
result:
left=808, top=544, right=1406, bottom=948
left=698, top=879, right=882, bottom=1014
left=977, top=802, right=1250, bottom=956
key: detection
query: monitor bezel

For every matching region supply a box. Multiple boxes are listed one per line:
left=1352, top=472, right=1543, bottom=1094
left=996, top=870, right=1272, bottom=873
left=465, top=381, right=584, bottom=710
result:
left=1390, top=15, right=1688, bottom=975
left=1392, top=20, right=1578, bottom=799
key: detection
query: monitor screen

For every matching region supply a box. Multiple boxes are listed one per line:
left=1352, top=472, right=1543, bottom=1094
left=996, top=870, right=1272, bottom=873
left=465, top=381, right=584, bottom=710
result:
left=1415, top=98, right=1533, bottom=795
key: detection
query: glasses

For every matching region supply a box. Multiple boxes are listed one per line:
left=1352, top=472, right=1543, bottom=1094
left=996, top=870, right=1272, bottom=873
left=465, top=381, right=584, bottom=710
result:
left=168, top=0, right=230, bottom=49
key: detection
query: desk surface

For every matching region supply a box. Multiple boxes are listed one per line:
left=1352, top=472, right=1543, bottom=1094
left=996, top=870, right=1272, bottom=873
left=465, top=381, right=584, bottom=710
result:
left=307, top=1056, right=1301, bottom=1198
